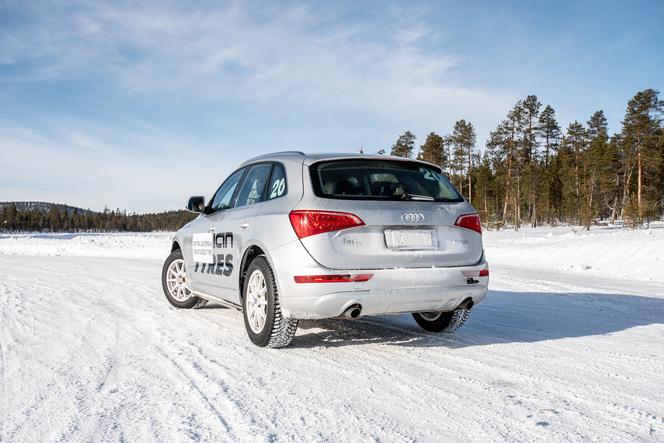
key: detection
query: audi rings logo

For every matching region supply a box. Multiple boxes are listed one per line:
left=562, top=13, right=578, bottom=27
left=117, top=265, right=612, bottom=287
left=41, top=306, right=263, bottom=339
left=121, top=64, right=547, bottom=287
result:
left=401, top=213, right=425, bottom=223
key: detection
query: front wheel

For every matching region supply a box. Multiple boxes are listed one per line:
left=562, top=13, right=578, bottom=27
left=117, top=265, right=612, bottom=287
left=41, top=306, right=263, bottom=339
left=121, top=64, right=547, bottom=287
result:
left=412, top=308, right=470, bottom=333
left=161, top=249, right=208, bottom=309
left=242, top=256, right=298, bottom=348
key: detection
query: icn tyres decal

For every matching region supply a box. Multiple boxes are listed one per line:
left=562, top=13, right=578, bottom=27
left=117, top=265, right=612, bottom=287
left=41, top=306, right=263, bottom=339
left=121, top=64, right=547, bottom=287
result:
left=191, top=232, right=234, bottom=276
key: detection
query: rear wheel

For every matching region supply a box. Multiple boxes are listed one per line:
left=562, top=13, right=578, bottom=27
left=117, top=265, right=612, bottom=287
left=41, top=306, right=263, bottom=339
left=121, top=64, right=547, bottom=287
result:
left=242, top=256, right=298, bottom=348
left=412, top=308, right=470, bottom=333
left=161, top=249, right=208, bottom=309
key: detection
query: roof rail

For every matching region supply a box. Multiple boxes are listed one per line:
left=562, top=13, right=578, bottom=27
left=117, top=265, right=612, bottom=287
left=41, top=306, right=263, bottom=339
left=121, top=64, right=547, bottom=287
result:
left=240, top=151, right=306, bottom=165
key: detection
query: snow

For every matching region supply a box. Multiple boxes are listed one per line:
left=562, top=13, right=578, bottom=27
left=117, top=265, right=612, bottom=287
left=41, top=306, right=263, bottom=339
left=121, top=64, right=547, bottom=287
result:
left=0, top=232, right=171, bottom=259
left=484, top=224, right=664, bottom=284
left=1, top=227, right=663, bottom=441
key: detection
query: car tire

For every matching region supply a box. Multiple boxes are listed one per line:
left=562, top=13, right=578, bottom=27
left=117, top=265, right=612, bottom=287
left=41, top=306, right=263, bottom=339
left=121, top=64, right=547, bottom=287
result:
left=161, top=249, right=207, bottom=309
left=242, top=256, right=298, bottom=348
left=412, top=308, right=470, bottom=333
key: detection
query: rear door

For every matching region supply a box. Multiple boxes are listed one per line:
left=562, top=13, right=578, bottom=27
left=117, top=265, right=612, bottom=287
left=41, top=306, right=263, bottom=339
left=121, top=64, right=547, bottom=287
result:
left=206, top=162, right=273, bottom=303
left=189, top=163, right=274, bottom=301
left=297, top=158, right=483, bottom=270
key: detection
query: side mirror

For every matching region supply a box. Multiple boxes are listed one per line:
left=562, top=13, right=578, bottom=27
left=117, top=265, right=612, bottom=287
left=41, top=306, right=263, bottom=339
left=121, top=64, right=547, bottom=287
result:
left=187, top=196, right=206, bottom=213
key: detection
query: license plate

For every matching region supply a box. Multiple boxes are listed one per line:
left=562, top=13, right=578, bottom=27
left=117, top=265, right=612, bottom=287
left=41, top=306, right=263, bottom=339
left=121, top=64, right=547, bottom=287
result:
left=384, top=229, right=437, bottom=250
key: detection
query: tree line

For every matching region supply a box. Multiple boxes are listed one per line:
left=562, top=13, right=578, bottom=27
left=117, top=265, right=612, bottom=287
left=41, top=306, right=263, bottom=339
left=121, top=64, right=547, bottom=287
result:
left=3, top=89, right=662, bottom=233
left=389, top=89, right=664, bottom=229
left=1, top=203, right=197, bottom=232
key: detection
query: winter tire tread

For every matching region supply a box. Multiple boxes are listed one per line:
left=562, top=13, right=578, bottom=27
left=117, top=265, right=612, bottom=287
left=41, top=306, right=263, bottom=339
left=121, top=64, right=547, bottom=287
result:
left=243, top=255, right=298, bottom=348
left=412, top=307, right=470, bottom=333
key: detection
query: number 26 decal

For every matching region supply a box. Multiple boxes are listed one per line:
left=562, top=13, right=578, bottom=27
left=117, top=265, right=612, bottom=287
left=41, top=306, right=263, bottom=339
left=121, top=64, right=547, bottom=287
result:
left=270, top=178, right=286, bottom=198
left=419, top=168, right=435, bottom=181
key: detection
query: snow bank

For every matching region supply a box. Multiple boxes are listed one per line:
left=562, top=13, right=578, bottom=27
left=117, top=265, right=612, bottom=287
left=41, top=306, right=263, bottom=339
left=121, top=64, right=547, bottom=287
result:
left=2, top=226, right=664, bottom=284
left=0, top=232, right=172, bottom=260
left=484, top=225, right=664, bottom=283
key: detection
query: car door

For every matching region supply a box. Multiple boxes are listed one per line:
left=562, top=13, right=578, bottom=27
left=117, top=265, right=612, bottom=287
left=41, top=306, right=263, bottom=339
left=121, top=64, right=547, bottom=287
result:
left=187, top=167, right=246, bottom=297
left=191, top=163, right=274, bottom=304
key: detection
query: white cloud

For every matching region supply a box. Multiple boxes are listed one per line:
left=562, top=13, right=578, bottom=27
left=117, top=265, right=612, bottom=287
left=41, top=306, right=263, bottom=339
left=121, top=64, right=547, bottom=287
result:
left=1, top=1, right=513, bottom=124
left=0, top=1, right=516, bottom=211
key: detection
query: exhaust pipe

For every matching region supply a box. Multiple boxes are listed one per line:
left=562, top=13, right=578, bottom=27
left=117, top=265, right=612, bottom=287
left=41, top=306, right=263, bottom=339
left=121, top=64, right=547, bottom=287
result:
left=341, top=304, right=362, bottom=319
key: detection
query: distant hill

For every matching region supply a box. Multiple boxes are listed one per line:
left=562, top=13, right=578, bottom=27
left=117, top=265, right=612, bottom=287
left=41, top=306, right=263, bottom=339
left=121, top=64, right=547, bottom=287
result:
left=0, top=201, right=195, bottom=232
left=0, top=201, right=97, bottom=215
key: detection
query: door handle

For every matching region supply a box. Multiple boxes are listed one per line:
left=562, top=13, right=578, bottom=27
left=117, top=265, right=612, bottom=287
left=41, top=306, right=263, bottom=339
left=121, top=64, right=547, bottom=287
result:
left=240, top=223, right=250, bottom=230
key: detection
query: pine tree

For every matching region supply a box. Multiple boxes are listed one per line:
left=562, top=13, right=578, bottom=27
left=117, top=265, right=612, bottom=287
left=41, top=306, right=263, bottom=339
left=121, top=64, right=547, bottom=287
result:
left=560, top=122, right=588, bottom=224
left=48, top=206, right=61, bottom=231
left=450, top=120, right=477, bottom=202
left=487, top=102, right=523, bottom=228
left=620, top=89, right=663, bottom=223
left=519, top=96, right=541, bottom=225
left=442, top=135, right=454, bottom=175
left=585, top=110, right=619, bottom=227
left=417, top=132, right=446, bottom=168
left=7, top=203, right=17, bottom=231
left=538, top=105, right=562, bottom=223
left=655, top=128, right=664, bottom=222
left=548, top=149, right=565, bottom=223
left=390, top=131, right=416, bottom=158
left=539, top=105, right=561, bottom=165
left=473, top=152, right=497, bottom=226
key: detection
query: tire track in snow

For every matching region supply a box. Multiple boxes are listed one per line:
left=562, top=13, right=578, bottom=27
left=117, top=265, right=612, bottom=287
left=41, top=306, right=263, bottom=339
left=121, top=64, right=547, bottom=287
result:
left=1, top=255, right=663, bottom=442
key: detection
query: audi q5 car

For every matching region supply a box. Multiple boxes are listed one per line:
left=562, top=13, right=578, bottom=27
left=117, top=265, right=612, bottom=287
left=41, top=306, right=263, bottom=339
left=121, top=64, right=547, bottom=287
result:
left=161, top=151, right=489, bottom=347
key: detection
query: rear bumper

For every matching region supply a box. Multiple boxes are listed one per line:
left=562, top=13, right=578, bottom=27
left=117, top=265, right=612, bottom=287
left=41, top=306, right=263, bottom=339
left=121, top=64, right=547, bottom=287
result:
left=269, top=240, right=489, bottom=320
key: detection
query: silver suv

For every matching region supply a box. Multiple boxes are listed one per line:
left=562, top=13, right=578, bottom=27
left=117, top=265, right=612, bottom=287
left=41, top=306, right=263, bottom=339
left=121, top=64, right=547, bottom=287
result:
left=161, top=152, right=489, bottom=347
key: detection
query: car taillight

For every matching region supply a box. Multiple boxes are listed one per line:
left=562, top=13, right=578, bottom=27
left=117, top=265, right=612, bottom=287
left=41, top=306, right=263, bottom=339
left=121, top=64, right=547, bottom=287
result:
left=294, top=274, right=373, bottom=283
left=289, top=210, right=365, bottom=239
left=454, top=213, right=482, bottom=234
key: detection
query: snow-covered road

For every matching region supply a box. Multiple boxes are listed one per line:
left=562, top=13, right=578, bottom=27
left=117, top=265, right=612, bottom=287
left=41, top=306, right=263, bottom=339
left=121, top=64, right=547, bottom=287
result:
left=1, top=229, right=663, bottom=442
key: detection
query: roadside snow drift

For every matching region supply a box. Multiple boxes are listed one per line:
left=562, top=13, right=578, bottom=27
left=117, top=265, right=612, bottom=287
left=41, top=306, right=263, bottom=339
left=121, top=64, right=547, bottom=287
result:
left=0, top=232, right=171, bottom=259
left=0, top=226, right=663, bottom=441
left=484, top=224, right=664, bottom=284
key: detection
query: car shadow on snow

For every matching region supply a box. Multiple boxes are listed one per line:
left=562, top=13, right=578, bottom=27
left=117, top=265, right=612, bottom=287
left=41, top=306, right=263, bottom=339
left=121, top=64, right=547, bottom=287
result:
left=289, top=289, right=664, bottom=349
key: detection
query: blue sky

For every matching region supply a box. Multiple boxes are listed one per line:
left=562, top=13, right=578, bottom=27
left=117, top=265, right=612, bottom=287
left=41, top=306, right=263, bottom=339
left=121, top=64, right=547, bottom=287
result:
left=1, top=0, right=662, bottom=212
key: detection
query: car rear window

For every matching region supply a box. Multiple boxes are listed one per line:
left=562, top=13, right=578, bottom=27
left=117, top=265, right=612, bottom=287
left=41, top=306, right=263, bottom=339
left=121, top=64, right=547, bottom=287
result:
left=310, top=159, right=463, bottom=202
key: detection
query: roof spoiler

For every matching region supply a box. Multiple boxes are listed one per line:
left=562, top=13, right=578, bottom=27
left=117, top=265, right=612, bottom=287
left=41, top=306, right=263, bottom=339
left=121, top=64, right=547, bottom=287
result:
left=239, top=151, right=305, bottom=166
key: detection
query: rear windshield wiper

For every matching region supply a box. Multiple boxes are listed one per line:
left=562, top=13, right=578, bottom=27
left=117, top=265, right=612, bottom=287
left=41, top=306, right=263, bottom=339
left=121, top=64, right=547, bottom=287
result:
left=400, top=192, right=435, bottom=201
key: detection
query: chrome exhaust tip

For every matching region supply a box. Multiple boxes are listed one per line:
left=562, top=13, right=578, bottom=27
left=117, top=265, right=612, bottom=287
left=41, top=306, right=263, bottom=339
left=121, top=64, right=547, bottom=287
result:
left=341, top=304, right=362, bottom=319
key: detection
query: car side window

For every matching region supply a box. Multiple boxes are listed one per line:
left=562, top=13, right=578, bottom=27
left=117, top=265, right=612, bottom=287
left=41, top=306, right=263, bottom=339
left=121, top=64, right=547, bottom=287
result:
left=234, top=163, right=272, bottom=208
left=210, top=168, right=245, bottom=212
left=267, top=163, right=287, bottom=200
